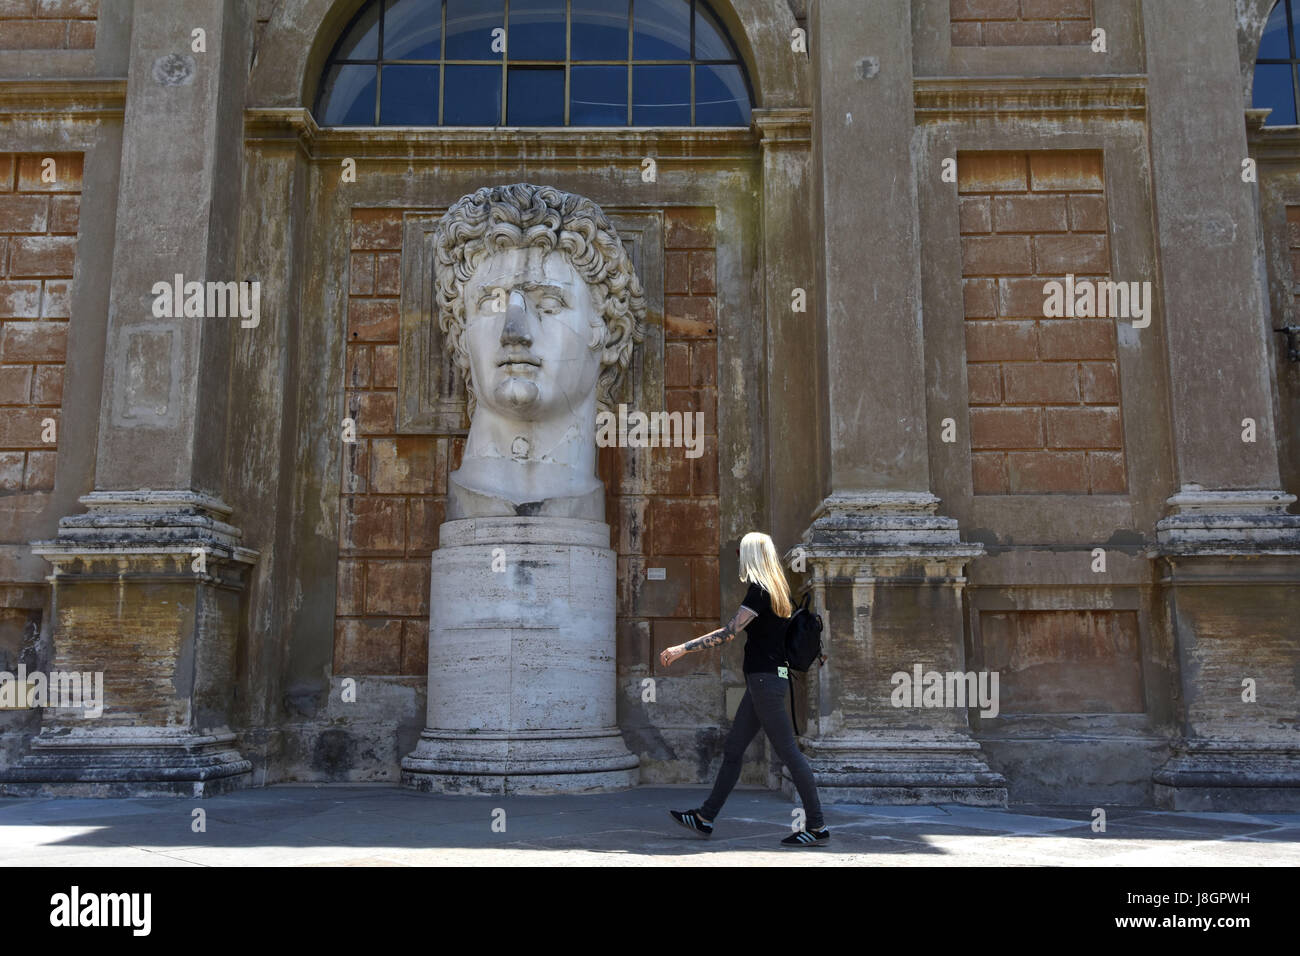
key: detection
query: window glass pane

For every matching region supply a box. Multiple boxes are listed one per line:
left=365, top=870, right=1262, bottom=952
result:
left=509, top=0, right=565, bottom=60
left=571, top=65, right=627, bottom=124
left=334, top=2, right=381, bottom=59
left=446, top=0, right=504, bottom=59
left=384, top=0, right=442, bottom=60
left=632, top=63, right=689, bottom=123
left=633, top=0, right=690, bottom=60
left=443, top=64, right=503, bottom=123
left=1255, top=62, right=1297, bottom=124
left=572, top=0, right=629, bottom=61
left=507, top=66, right=564, bottom=123
left=694, top=2, right=733, bottom=60
left=380, top=64, right=439, bottom=123
left=1259, top=1, right=1292, bottom=59
left=694, top=63, right=747, bottom=125
left=320, top=64, right=378, bottom=124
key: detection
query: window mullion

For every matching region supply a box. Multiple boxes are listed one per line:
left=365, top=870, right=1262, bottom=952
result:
left=439, top=0, right=446, bottom=125
left=627, top=0, right=634, bottom=125
left=564, top=0, right=572, bottom=126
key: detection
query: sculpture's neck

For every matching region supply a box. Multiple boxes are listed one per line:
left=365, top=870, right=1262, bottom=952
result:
left=462, top=396, right=598, bottom=477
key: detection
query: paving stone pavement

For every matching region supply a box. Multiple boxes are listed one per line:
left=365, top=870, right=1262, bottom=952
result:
left=1, top=785, right=1297, bottom=866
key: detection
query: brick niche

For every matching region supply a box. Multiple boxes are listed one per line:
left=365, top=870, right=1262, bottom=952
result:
left=0, top=151, right=80, bottom=681
left=336, top=206, right=721, bottom=678
left=958, top=150, right=1127, bottom=495
left=950, top=0, right=1093, bottom=47
left=0, top=152, right=79, bottom=495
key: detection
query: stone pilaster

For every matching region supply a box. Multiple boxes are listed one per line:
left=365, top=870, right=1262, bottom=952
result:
left=1143, top=3, right=1300, bottom=809
left=753, top=107, right=820, bottom=549
left=1, top=1, right=260, bottom=795
left=793, top=2, right=1003, bottom=804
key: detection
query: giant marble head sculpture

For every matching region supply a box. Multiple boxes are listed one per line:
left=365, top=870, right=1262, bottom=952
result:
left=433, top=183, right=647, bottom=520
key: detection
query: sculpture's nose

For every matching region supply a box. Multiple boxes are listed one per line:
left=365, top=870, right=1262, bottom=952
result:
left=500, top=290, right=532, bottom=346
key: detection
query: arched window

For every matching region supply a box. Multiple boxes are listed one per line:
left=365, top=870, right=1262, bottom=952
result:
left=1256, top=0, right=1300, bottom=126
left=316, top=0, right=753, bottom=127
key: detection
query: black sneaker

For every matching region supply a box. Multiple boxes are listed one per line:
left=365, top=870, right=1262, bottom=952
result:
left=669, top=808, right=714, bottom=838
left=781, top=826, right=829, bottom=847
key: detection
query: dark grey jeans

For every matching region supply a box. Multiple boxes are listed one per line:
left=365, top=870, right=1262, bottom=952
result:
left=700, top=671, right=825, bottom=830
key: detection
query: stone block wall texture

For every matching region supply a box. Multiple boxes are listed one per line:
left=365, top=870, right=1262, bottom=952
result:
left=958, top=150, right=1127, bottom=495
left=335, top=206, right=722, bottom=683
left=949, top=0, right=1092, bottom=47
left=0, top=0, right=98, bottom=50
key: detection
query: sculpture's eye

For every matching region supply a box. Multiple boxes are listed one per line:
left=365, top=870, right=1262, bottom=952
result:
left=478, top=288, right=508, bottom=314
left=537, top=296, right=564, bottom=315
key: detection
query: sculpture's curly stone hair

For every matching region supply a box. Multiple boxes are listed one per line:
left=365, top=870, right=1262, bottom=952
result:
left=432, top=183, right=647, bottom=417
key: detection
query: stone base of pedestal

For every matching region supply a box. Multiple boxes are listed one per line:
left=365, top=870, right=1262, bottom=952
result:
left=1153, top=742, right=1300, bottom=811
left=779, top=732, right=1008, bottom=806
left=401, top=515, right=639, bottom=795
left=401, top=728, right=639, bottom=794
left=0, top=729, right=252, bottom=798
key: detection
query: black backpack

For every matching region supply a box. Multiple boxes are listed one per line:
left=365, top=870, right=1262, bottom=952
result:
left=783, top=592, right=824, bottom=672
left=767, top=592, right=825, bottom=735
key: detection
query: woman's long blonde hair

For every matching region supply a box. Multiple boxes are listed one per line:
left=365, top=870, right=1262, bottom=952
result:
left=739, top=532, right=792, bottom=617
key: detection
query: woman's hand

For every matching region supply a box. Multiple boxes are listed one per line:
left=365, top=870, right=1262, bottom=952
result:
left=659, top=645, right=686, bottom=667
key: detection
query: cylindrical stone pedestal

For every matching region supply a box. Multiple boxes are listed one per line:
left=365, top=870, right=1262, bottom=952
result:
left=401, top=515, right=639, bottom=793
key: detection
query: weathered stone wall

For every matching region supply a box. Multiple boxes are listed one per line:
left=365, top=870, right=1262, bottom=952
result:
left=0, top=0, right=1294, bottom=807
left=949, top=0, right=1093, bottom=47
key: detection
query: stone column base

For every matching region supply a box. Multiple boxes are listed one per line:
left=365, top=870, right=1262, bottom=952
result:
left=787, top=493, right=1002, bottom=806
left=1150, top=488, right=1300, bottom=812
left=1153, top=741, right=1300, bottom=812
left=0, top=492, right=258, bottom=797
left=779, top=731, right=1008, bottom=806
left=401, top=728, right=640, bottom=794
left=0, top=729, right=252, bottom=798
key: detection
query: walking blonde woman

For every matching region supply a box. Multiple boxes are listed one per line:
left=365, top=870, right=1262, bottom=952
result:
left=660, top=531, right=829, bottom=847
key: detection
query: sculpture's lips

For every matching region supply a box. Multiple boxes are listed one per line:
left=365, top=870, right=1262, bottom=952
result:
left=497, top=356, right=540, bottom=368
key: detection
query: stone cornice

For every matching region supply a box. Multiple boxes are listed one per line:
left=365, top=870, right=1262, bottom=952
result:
left=914, top=75, right=1146, bottom=122
left=1246, top=110, right=1300, bottom=163
left=0, top=77, right=127, bottom=120
left=245, top=106, right=760, bottom=165
left=752, top=107, right=811, bottom=148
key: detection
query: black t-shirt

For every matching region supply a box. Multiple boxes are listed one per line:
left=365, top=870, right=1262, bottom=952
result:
left=739, top=582, right=789, bottom=676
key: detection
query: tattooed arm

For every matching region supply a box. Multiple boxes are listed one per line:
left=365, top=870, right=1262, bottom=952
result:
left=660, top=606, right=756, bottom=667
